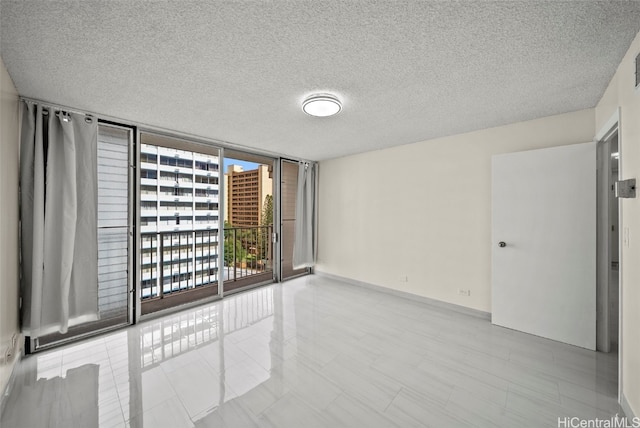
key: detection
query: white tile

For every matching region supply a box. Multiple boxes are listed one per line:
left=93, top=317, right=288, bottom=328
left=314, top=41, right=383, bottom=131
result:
left=558, top=380, right=620, bottom=413
left=506, top=389, right=570, bottom=426
left=235, top=335, right=275, bottom=371
left=157, top=346, right=206, bottom=374
left=225, top=379, right=287, bottom=417
left=320, top=353, right=402, bottom=410
left=446, top=387, right=525, bottom=428
left=214, top=399, right=262, bottom=427
left=384, top=388, right=470, bottom=428
left=291, top=335, right=341, bottom=367
left=127, top=398, right=193, bottom=428
left=324, top=392, right=402, bottom=428
left=273, top=357, right=341, bottom=410
left=163, top=361, right=223, bottom=419
left=137, top=366, right=178, bottom=415
left=258, top=393, right=333, bottom=428
left=223, top=355, right=271, bottom=397
left=1, top=277, right=620, bottom=428
left=98, top=396, right=127, bottom=428
left=371, top=356, right=454, bottom=405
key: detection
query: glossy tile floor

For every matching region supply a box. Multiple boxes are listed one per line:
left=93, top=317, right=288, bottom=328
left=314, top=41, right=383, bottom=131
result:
left=1, top=275, right=621, bottom=427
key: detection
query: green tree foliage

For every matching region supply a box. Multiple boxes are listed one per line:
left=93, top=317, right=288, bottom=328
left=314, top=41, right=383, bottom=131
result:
left=261, top=194, right=273, bottom=226
left=223, top=221, right=247, bottom=265
left=224, top=195, right=274, bottom=269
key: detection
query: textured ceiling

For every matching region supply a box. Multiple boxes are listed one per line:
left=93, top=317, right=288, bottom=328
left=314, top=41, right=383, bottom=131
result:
left=2, top=1, right=640, bottom=161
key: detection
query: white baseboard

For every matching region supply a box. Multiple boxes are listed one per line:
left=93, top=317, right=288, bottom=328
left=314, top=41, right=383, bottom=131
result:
left=621, top=392, right=637, bottom=421
left=314, top=271, right=491, bottom=320
left=0, top=335, right=23, bottom=417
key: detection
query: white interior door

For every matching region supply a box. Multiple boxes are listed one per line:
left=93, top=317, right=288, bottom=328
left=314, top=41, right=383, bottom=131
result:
left=491, top=142, right=596, bottom=350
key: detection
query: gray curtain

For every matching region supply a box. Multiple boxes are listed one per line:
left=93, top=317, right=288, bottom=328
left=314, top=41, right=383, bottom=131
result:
left=20, top=101, right=99, bottom=337
left=292, top=162, right=316, bottom=269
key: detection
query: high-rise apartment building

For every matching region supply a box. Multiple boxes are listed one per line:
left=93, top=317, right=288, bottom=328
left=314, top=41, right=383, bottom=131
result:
left=139, top=143, right=220, bottom=301
left=225, top=164, right=273, bottom=227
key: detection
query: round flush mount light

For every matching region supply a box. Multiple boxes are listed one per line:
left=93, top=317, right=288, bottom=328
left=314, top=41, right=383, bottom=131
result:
left=302, top=94, right=342, bottom=117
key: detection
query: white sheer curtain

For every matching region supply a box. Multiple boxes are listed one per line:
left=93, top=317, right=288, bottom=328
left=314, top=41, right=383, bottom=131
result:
left=292, top=162, right=317, bottom=269
left=20, top=101, right=99, bottom=337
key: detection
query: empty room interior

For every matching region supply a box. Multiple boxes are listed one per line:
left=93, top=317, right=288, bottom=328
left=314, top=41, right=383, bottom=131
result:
left=2, top=1, right=640, bottom=427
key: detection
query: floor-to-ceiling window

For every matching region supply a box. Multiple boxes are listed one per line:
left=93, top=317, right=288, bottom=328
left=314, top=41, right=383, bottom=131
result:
left=24, top=112, right=310, bottom=350
left=35, top=122, right=134, bottom=349
left=138, top=132, right=221, bottom=316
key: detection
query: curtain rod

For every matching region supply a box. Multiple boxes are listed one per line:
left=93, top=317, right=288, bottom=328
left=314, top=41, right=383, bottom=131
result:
left=19, top=96, right=317, bottom=165
left=21, top=97, right=95, bottom=118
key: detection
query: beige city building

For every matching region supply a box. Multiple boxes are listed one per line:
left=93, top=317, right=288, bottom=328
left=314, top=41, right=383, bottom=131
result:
left=225, top=164, right=273, bottom=227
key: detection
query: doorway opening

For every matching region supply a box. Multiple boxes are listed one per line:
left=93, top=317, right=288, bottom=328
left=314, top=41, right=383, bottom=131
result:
left=223, top=152, right=275, bottom=293
left=609, top=133, right=620, bottom=353
left=596, top=130, right=620, bottom=354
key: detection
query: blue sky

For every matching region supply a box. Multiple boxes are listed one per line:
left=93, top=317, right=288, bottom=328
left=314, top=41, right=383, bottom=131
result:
left=224, top=158, right=259, bottom=172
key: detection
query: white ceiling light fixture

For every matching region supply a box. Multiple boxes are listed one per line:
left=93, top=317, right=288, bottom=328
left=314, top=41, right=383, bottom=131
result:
left=302, top=94, right=342, bottom=117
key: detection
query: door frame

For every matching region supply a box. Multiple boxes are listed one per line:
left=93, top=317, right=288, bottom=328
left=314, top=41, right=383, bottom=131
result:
left=596, top=132, right=612, bottom=353
left=273, top=159, right=282, bottom=282
left=594, top=107, right=623, bottom=400
left=118, top=121, right=137, bottom=327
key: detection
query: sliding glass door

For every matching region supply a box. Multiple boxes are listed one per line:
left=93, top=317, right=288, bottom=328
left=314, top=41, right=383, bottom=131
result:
left=22, top=109, right=313, bottom=351
left=35, top=123, right=134, bottom=349
left=138, top=133, right=221, bottom=316
left=222, top=150, right=275, bottom=292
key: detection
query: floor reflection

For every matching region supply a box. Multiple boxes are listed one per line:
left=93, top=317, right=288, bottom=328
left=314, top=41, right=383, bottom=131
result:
left=3, top=363, right=100, bottom=427
left=136, top=286, right=279, bottom=427
left=1, top=286, right=280, bottom=428
left=1, top=277, right=621, bottom=428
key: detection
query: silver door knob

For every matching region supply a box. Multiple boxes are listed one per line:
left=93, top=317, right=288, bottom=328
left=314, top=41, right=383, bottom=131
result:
left=498, top=241, right=506, bottom=248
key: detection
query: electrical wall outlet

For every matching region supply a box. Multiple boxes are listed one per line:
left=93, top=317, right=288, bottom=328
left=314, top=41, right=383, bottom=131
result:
left=624, top=227, right=630, bottom=247
left=458, top=289, right=471, bottom=296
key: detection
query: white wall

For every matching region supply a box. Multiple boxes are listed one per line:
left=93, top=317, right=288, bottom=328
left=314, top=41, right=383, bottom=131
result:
left=0, top=55, right=21, bottom=395
left=317, top=109, right=595, bottom=312
left=595, top=30, right=640, bottom=418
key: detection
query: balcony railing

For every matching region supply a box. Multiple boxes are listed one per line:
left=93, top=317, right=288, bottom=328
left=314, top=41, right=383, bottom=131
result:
left=140, top=229, right=220, bottom=301
left=223, top=225, right=273, bottom=292
left=140, top=225, right=273, bottom=313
